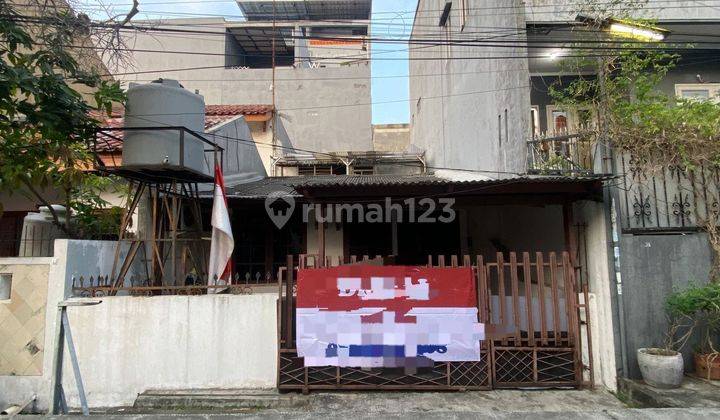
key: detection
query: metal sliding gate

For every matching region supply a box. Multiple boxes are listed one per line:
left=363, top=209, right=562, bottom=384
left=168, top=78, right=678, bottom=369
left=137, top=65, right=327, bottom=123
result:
left=277, top=252, right=593, bottom=391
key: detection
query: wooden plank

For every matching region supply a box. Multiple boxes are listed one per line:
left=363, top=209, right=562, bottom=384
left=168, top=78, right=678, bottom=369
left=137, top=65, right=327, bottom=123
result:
left=477, top=255, right=488, bottom=323
left=285, top=255, right=294, bottom=347
left=522, top=252, right=535, bottom=347
left=318, top=211, right=326, bottom=265
left=583, top=282, right=595, bottom=388
left=111, top=240, right=141, bottom=291
left=509, top=253, right=521, bottom=345
left=562, top=252, right=576, bottom=347
left=496, top=253, right=506, bottom=346
left=535, top=252, right=549, bottom=346
left=549, top=252, right=561, bottom=346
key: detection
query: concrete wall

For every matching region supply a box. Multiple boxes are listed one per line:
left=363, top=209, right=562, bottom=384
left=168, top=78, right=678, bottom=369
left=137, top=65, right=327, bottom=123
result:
left=575, top=200, right=618, bottom=391
left=0, top=255, right=65, bottom=413
left=372, top=124, right=411, bottom=152
left=61, top=294, right=278, bottom=409
left=409, top=0, right=530, bottom=178
left=62, top=240, right=144, bottom=294
left=110, top=20, right=372, bottom=154
left=247, top=121, right=275, bottom=175
left=0, top=240, right=279, bottom=412
left=618, top=232, right=713, bottom=378
left=524, top=0, right=720, bottom=23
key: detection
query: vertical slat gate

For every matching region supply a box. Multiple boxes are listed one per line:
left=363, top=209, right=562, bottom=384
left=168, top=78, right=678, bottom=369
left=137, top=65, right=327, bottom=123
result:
left=278, top=251, right=587, bottom=391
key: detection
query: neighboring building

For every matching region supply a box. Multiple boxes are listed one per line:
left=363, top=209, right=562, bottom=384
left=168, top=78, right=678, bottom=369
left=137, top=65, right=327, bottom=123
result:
left=521, top=1, right=720, bottom=379
left=0, top=0, right=117, bottom=257
left=372, top=123, right=411, bottom=152
left=409, top=0, right=531, bottom=178
left=108, top=0, right=374, bottom=162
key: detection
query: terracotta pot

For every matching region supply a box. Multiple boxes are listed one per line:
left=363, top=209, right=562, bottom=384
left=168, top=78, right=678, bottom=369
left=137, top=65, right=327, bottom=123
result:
left=637, top=348, right=684, bottom=388
left=694, top=352, right=720, bottom=380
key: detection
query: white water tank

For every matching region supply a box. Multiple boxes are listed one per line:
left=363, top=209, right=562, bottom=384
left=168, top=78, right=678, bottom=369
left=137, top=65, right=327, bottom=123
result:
left=122, top=79, right=209, bottom=176
left=19, top=205, right=68, bottom=257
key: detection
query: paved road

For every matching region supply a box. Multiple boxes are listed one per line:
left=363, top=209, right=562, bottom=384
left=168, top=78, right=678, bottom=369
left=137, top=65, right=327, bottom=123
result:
left=33, top=409, right=720, bottom=419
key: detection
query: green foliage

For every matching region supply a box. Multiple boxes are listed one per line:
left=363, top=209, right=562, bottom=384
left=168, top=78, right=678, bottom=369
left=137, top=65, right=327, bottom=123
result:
left=666, top=282, right=720, bottom=318
left=0, top=2, right=126, bottom=235
left=550, top=26, right=720, bottom=169
left=665, top=282, right=720, bottom=353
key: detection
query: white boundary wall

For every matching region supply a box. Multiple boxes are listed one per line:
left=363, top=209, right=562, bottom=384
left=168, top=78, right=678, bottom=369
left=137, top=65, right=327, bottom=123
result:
left=0, top=240, right=278, bottom=411
left=62, top=294, right=278, bottom=408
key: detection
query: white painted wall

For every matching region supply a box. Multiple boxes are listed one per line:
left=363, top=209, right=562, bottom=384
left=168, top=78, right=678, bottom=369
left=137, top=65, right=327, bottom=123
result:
left=409, top=0, right=531, bottom=177
left=576, top=200, right=618, bottom=391
left=61, top=293, right=278, bottom=409
left=0, top=240, right=279, bottom=412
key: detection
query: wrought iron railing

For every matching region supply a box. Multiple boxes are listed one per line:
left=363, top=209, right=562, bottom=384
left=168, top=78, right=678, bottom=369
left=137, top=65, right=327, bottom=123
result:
left=525, top=132, right=720, bottom=232
left=615, top=157, right=720, bottom=232
left=526, top=131, right=598, bottom=176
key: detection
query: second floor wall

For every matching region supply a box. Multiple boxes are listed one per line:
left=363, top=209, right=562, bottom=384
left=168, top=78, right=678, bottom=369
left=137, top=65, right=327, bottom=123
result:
left=107, top=18, right=373, bottom=156
left=409, top=0, right=531, bottom=178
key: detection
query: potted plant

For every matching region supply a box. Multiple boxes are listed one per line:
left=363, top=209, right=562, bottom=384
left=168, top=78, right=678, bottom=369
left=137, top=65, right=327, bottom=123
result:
left=673, top=282, right=720, bottom=380
left=658, top=282, right=720, bottom=382
left=636, top=298, right=694, bottom=388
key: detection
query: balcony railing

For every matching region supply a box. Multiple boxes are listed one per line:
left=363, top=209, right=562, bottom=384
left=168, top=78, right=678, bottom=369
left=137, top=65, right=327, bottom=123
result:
left=526, top=130, right=720, bottom=232
left=526, top=131, right=598, bottom=176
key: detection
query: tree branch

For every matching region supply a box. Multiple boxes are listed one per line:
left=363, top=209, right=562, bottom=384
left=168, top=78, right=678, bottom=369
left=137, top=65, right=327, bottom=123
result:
left=118, top=0, right=139, bottom=27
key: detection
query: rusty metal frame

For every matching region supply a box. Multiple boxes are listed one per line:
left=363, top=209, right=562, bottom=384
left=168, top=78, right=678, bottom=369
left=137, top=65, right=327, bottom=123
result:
left=277, top=252, right=590, bottom=391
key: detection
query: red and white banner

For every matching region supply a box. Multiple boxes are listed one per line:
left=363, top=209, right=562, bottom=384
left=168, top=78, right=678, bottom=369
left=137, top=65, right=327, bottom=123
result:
left=208, top=164, right=233, bottom=290
left=296, top=266, right=485, bottom=368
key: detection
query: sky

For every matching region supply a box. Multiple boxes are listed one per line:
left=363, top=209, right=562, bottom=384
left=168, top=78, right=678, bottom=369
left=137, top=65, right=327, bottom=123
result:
left=80, top=0, right=416, bottom=124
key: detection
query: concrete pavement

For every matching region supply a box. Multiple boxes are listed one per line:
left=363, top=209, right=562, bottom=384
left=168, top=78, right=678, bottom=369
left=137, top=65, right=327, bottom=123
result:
left=34, top=408, right=720, bottom=419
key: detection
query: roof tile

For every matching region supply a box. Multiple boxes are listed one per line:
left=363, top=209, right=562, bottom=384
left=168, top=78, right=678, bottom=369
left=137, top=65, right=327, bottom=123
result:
left=93, top=105, right=273, bottom=152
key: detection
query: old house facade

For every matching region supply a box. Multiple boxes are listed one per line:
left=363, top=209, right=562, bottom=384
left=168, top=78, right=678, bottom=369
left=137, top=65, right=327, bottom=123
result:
left=4, top=0, right=720, bottom=412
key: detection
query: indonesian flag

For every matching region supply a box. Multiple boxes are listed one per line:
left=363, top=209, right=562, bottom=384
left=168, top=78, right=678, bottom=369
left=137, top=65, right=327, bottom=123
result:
left=208, top=164, right=234, bottom=290
left=296, top=266, right=485, bottom=368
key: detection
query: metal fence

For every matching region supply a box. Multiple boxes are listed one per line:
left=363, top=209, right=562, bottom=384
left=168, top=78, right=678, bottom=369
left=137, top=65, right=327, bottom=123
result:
left=277, top=252, right=592, bottom=391
left=526, top=132, right=597, bottom=176
left=526, top=133, right=720, bottom=232
left=615, top=156, right=720, bottom=232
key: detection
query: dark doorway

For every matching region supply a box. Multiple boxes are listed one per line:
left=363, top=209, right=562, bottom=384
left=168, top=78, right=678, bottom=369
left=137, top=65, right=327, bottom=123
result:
left=396, top=216, right=461, bottom=265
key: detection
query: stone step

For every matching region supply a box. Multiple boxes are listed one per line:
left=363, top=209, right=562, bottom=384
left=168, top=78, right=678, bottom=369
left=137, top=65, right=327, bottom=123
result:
left=133, top=389, right=308, bottom=411
left=619, top=376, right=720, bottom=408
